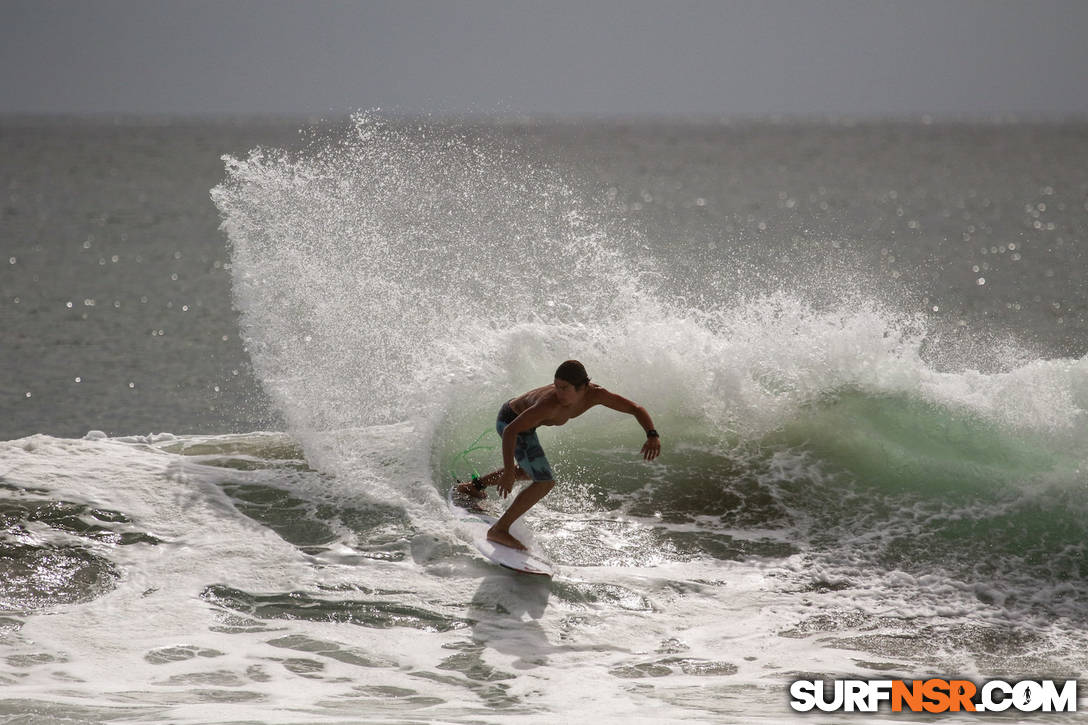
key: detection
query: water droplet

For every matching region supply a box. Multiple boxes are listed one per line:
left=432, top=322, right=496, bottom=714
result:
left=25, top=391, right=32, bottom=398
left=977, top=277, right=986, bottom=286
left=111, top=255, right=119, bottom=263
left=170, top=273, right=178, bottom=281
left=8, top=257, right=14, bottom=264
left=221, top=335, right=229, bottom=341
left=182, top=305, right=189, bottom=312
left=65, top=301, right=73, bottom=308
left=128, top=382, right=135, bottom=389
left=74, top=377, right=81, bottom=383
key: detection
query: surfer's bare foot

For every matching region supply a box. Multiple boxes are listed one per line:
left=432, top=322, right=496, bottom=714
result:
left=456, top=480, right=486, bottom=499
left=487, top=525, right=526, bottom=551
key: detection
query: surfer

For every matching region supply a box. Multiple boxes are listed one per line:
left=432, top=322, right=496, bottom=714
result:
left=456, top=360, right=661, bottom=550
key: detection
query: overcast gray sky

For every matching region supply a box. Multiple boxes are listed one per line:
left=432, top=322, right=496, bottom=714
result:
left=2, top=0, right=1087, bottom=117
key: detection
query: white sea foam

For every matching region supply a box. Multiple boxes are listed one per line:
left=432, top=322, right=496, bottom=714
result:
left=211, top=114, right=1088, bottom=524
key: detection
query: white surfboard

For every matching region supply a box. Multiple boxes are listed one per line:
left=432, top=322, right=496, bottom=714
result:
left=448, top=484, right=554, bottom=577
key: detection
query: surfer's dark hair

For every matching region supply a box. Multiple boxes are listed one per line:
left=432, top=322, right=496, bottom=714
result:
left=555, top=360, right=590, bottom=388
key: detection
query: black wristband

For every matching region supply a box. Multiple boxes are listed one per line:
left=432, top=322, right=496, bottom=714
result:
left=646, top=429, right=659, bottom=438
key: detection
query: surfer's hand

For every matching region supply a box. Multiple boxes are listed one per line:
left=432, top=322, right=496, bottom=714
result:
left=497, top=469, right=516, bottom=498
left=641, top=436, right=661, bottom=461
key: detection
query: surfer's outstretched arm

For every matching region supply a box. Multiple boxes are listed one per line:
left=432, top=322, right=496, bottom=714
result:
left=596, top=389, right=662, bottom=461
left=456, top=465, right=530, bottom=499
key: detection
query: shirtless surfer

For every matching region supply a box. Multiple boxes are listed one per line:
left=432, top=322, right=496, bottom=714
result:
left=456, top=360, right=661, bottom=550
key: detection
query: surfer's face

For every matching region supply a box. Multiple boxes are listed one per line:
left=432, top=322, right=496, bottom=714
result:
left=553, top=378, right=583, bottom=405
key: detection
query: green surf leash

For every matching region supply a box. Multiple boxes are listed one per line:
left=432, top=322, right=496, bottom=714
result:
left=449, top=428, right=496, bottom=486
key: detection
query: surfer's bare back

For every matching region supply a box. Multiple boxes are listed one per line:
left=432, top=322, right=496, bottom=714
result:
left=456, top=360, right=661, bottom=551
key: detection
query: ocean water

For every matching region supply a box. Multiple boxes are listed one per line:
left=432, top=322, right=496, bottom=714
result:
left=2, top=113, right=1087, bottom=723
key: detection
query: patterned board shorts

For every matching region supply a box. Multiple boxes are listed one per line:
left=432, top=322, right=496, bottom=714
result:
left=496, top=401, right=555, bottom=482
